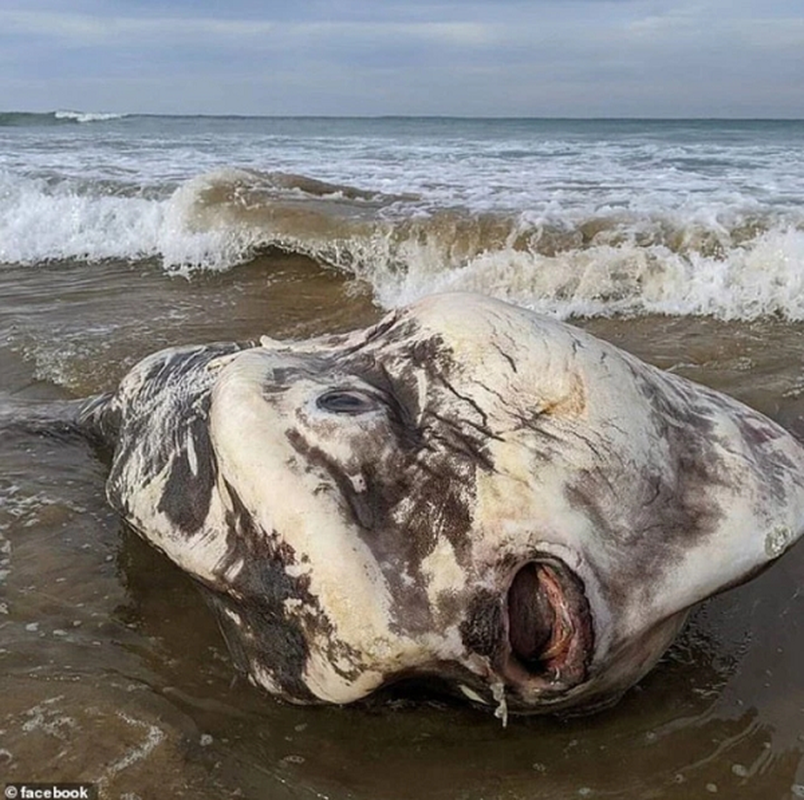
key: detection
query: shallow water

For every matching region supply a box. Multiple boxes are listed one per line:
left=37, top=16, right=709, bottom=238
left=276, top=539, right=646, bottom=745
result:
left=1, top=253, right=803, bottom=799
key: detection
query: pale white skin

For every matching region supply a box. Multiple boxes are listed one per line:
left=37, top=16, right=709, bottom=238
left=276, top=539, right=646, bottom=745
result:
left=87, top=293, right=804, bottom=715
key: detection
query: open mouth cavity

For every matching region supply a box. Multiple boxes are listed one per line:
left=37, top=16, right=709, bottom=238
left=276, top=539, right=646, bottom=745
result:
left=503, top=559, right=593, bottom=689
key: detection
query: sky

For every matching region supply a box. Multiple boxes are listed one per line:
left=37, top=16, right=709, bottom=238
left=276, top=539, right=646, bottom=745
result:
left=1, top=0, right=802, bottom=117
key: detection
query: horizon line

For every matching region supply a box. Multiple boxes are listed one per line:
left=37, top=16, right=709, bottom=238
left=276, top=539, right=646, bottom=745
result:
left=3, top=110, right=804, bottom=123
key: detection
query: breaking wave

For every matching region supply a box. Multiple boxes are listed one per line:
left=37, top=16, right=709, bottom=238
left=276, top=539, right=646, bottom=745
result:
left=0, top=110, right=128, bottom=127
left=53, top=110, right=127, bottom=124
left=2, top=167, right=804, bottom=321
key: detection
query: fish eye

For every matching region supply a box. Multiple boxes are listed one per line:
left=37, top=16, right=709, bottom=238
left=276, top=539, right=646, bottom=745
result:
left=316, top=389, right=381, bottom=415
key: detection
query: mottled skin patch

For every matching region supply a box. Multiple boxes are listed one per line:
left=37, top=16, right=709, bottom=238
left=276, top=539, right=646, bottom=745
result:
left=79, top=342, right=248, bottom=530
left=210, top=481, right=319, bottom=701
left=76, top=293, right=804, bottom=715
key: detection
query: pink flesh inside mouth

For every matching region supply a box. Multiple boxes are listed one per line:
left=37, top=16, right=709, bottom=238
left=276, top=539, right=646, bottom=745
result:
left=503, top=560, right=593, bottom=690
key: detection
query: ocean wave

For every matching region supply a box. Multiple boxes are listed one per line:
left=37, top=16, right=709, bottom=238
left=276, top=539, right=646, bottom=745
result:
left=53, top=110, right=128, bottom=124
left=0, top=111, right=127, bottom=127
left=0, top=171, right=167, bottom=263
left=2, top=167, right=804, bottom=321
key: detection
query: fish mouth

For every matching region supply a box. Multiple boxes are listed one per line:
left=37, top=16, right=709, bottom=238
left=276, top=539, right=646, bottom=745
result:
left=501, top=558, right=594, bottom=693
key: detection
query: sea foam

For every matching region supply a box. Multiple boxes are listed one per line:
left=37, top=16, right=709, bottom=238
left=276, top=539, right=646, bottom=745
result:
left=0, top=171, right=244, bottom=268
left=2, top=166, right=804, bottom=322
left=53, top=111, right=128, bottom=124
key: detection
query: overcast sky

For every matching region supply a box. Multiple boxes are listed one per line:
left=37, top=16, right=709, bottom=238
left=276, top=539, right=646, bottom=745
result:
left=1, top=0, right=802, bottom=117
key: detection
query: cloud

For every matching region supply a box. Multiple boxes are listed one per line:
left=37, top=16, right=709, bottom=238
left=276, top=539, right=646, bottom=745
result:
left=0, top=9, right=500, bottom=51
left=0, top=0, right=801, bottom=116
left=0, top=10, right=277, bottom=43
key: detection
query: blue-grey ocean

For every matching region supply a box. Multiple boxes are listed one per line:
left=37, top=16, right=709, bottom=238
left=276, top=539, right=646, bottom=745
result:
left=1, top=113, right=804, bottom=799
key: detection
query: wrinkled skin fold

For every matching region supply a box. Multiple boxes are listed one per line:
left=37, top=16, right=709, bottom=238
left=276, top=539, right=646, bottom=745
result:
left=77, top=293, right=804, bottom=716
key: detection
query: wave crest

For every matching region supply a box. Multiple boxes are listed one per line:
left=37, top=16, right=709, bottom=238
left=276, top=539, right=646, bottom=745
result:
left=3, top=167, right=804, bottom=321
left=170, top=169, right=804, bottom=320
left=54, top=110, right=127, bottom=123
left=0, top=111, right=127, bottom=127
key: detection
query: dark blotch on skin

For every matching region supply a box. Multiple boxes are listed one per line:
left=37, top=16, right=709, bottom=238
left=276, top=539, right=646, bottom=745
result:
left=156, top=396, right=216, bottom=535
left=100, top=343, right=247, bottom=531
left=733, top=413, right=804, bottom=498
left=460, top=589, right=504, bottom=660
left=214, top=482, right=319, bottom=702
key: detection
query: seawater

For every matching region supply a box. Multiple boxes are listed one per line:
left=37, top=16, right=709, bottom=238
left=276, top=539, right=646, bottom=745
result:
left=1, top=113, right=804, bottom=799
left=2, top=114, right=804, bottom=318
